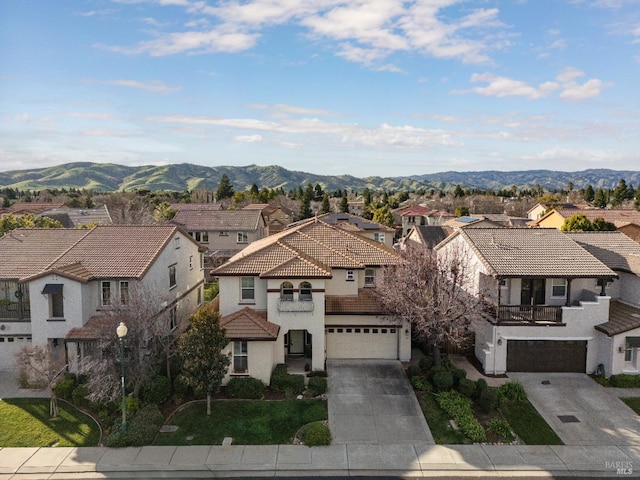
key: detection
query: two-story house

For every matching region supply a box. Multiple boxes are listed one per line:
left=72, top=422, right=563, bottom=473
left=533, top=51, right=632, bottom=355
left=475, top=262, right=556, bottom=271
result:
left=211, top=218, right=406, bottom=385
left=172, top=205, right=267, bottom=274
left=243, top=203, right=295, bottom=235
left=396, top=205, right=455, bottom=236
left=0, top=226, right=205, bottom=371
left=312, top=212, right=395, bottom=248
left=435, top=228, right=616, bottom=375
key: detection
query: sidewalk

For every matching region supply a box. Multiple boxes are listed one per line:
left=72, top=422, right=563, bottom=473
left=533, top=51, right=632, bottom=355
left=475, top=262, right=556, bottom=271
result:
left=1, top=443, right=638, bottom=478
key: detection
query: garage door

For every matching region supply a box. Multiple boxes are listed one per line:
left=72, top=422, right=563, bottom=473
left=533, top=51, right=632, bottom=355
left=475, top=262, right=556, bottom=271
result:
left=507, top=340, right=586, bottom=372
left=0, top=336, right=32, bottom=371
left=326, top=326, right=398, bottom=359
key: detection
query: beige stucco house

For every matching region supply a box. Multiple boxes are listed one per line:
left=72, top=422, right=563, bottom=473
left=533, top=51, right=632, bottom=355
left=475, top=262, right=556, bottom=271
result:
left=435, top=228, right=616, bottom=375
left=0, top=226, right=205, bottom=371
left=212, top=218, right=408, bottom=385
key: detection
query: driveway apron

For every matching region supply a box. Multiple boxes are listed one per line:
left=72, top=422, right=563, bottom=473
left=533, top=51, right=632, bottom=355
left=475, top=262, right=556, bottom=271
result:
left=327, top=359, right=434, bottom=445
left=509, top=372, right=640, bottom=446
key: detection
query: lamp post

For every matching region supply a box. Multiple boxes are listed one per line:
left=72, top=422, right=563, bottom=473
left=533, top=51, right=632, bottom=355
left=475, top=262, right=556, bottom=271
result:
left=116, top=321, right=128, bottom=431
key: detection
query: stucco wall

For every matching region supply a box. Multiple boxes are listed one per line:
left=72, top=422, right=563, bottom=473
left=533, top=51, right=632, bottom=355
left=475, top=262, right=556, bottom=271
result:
left=222, top=339, right=278, bottom=385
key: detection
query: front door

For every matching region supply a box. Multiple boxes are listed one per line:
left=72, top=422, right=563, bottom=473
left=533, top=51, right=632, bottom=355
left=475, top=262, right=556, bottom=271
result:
left=288, top=330, right=305, bottom=355
left=521, top=279, right=545, bottom=305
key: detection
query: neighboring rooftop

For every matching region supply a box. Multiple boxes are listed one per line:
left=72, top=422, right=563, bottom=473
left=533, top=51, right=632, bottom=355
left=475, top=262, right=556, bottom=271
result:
left=567, top=231, right=640, bottom=275
left=536, top=208, right=640, bottom=228
left=408, top=225, right=454, bottom=248
left=38, top=205, right=112, bottom=227
left=173, top=207, right=264, bottom=232
left=595, top=301, right=640, bottom=337
left=437, top=227, right=616, bottom=279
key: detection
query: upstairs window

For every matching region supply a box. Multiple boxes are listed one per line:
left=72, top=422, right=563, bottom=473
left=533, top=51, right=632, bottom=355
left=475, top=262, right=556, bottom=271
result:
left=373, top=232, right=385, bottom=243
left=551, top=279, right=567, bottom=298
left=120, top=281, right=129, bottom=305
left=241, top=277, right=255, bottom=302
left=346, top=270, right=355, bottom=282
left=189, top=255, right=194, bottom=270
left=237, top=231, right=248, bottom=243
left=201, top=232, right=209, bottom=242
left=169, top=306, right=177, bottom=330
left=101, top=281, right=111, bottom=306
left=280, top=281, right=294, bottom=301
left=299, top=282, right=312, bottom=301
left=364, top=269, right=375, bottom=287
left=42, top=284, right=64, bottom=318
left=169, top=265, right=177, bottom=289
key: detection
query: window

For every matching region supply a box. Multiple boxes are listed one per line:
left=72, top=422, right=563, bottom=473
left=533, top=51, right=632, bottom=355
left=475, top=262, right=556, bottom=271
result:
left=364, top=269, right=375, bottom=287
left=219, top=231, right=229, bottom=236
left=169, top=306, right=177, bottom=330
left=189, top=255, right=194, bottom=270
left=241, top=277, right=255, bottom=301
left=346, top=270, right=355, bottom=281
left=551, top=279, right=567, bottom=297
left=237, top=231, right=248, bottom=243
left=174, top=236, right=180, bottom=249
left=200, top=253, right=204, bottom=269
left=374, top=232, right=385, bottom=243
left=281, top=281, right=294, bottom=301
left=299, top=282, right=312, bottom=301
left=233, top=341, right=248, bottom=372
left=101, top=281, right=111, bottom=306
left=51, top=292, right=64, bottom=318
left=169, top=265, right=177, bottom=289
left=120, top=281, right=129, bottom=305
left=625, top=340, right=633, bottom=362
left=202, top=232, right=209, bottom=242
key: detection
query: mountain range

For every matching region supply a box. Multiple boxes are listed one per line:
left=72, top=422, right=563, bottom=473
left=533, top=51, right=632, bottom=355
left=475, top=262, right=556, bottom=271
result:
left=0, top=162, right=638, bottom=193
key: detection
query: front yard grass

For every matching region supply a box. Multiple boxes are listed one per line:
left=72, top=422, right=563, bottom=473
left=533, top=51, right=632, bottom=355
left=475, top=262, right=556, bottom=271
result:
left=500, top=399, right=563, bottom=445
left=0, top=398, right=100, bottom=447
left=154, top=399, right=327, bottom=445
left=621, top=398, right=640, bottom=415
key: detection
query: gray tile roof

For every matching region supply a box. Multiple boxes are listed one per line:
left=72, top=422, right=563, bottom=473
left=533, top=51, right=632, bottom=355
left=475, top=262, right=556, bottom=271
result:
left=173, top=207, right=263, bottom=231
left=213, top=219, right=400, bottom=279
left=38, top=205, right=112, bottom=227
left=412, top=226, right=454, bottom=248
left=595, top=301, right=640, bottom=336
left=439, top=228, right=616, bottom=278
left=567, top=232, right=640, bottom=275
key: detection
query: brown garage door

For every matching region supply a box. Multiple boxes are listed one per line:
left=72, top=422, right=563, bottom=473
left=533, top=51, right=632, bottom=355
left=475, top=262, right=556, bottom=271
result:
left=507, top=340, right=586, bottom=372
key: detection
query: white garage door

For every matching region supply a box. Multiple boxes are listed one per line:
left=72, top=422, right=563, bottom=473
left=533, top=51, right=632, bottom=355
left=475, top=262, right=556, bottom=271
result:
left=326, top=326, right=398, bottom=359
left=0, top=336, right=32, bottom=371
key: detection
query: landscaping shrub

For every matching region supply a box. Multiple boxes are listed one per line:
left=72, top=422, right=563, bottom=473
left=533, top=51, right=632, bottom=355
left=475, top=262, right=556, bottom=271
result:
left=451, top=368, right=466, bottom=387
left=226, top=377, right=267, bottom=399
left=53, top=373, right=77, bottom=400
left=306, top=370, right=328, bottom=378
left=433, top=370, right=454, bottom=392
left=307, top=376, right=327, bottom=396
left=487, top=419, right=515, bottom=443
left=125, top=396, right=140, bottom=416
left=498, top=382, right=527, bottom=402
left=411, top=375, right=431, bottom=392
left=457, top=378, right=476, bottom=398
left=142, top=375, right=170, bottom=405
left=71, top=384, right=90, bottom=407
left=436, top=390, right=486, bottom=443
left=270, top=364, right=305, bottom=397
left=610, top=374, right=640, bottom=388
left=106, top=404, right=164, bottom=447
left=475, top=378, right=488, bottom=397
left=419, top=356, right=434, bottom=372
left=303, top=422, right=331, bottom=446
left=407, top=365, right=421, bottom=379
left=428, top=365, right=447, bottom=382
left=478, top=388, right=498, bottom=413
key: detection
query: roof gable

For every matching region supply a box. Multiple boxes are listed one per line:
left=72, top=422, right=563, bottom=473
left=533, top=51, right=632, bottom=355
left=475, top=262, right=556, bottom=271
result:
left=219, top=307, right=279, bottom=340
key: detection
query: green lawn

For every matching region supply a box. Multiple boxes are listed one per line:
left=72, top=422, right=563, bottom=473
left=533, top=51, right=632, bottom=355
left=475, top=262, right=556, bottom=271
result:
left=500, top=399, right=563, bottom=445
left=621, top=397, right=640, bottom=415
left=0, top=398, right=101, bottom=447
left=415, top=391, right=470, bottom=445
left=154, top=399, right=327, bottom=445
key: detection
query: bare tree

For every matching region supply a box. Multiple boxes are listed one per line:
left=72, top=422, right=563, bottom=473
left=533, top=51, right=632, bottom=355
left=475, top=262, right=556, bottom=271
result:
left=77, top=285, right=176, bottom=403
left=376, top=243, right=487, bottom=365
left=15, top=345, right=68, bottom=417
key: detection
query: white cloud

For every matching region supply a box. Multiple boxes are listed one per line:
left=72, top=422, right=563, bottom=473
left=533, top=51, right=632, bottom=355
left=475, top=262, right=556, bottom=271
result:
left=468, top=73, right=545, bottom=99
left=234, top=134, right=263, bottom=143
left=559, top=78, right=609, bottom=100
left=94, top=79, right=181, bottom=93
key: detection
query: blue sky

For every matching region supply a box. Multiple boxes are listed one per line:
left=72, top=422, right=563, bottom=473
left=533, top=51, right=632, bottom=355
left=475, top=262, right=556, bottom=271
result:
left=1, top=0, right=639, bottom=178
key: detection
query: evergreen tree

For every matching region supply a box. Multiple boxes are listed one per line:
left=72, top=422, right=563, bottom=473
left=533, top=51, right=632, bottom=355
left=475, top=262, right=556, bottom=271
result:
left=339, top=194, right=349, bottom=213
left=314, top=183, right=324, bottom=200
left=362, top=187, right=372, bottom=206
left=612, top=179, right=629, bottom=206
left=249, top=183, right=259, bottom=198
left=299, top=195, right=313, bottom=219
left=454, top=206, right=470, bottom=217
left=216, top=174, right=234, bottom=201
left=320, top=193, right=331, bottom=214
left=372, top=205, right=394, bottom=227
left=584, top=184, right=595, bottom=202
left=593, top=188, right=608, bottom=208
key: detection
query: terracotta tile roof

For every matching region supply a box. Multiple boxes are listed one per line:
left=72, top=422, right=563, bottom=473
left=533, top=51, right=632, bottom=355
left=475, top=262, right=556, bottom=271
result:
left=0, top=229, right=90, bottom=279
left=213, top=219, right=400, bottom=278
left=219, top=307, right=279, bottom=340
left=170, top=203, right=221, bottom=211
left=317, top=212, right=395, bottom=233
left=242, top=203, right=270, bottom=210
left=4, top=202, right=66, bottom=216
left=325, top=288, right=387, bottom=315
left=173, top=208, right=263, bottom=231
left=595, top=301, right=640, bottom=336
left=567, top=232, right=640, bottom=275
left=1, top=225, right=197, bottom=281
left=399, top=205, right=433, bottom=216
left=438, top=228, right=616, bottom=279
left=545, top=208, right=640, bottom=227
left=66, top=314, right=119, bottom=341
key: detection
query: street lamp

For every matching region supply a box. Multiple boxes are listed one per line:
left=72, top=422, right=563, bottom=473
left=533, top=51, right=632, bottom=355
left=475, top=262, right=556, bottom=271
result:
left=116, top=321, right=128, bottom=431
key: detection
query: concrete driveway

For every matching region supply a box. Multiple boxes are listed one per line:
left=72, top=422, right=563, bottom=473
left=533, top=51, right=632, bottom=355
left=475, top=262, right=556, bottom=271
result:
left=509, top=372, right=640, bottom=446
left=327, top=359, right=434, bottom=445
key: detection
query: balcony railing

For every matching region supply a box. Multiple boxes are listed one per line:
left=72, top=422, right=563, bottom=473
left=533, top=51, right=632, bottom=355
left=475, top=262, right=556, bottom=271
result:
left=497, top=305, right=562, bottom=325
left=0, top=301, right=31, bottom=321
left=277, top=299, right=314, bottom=313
